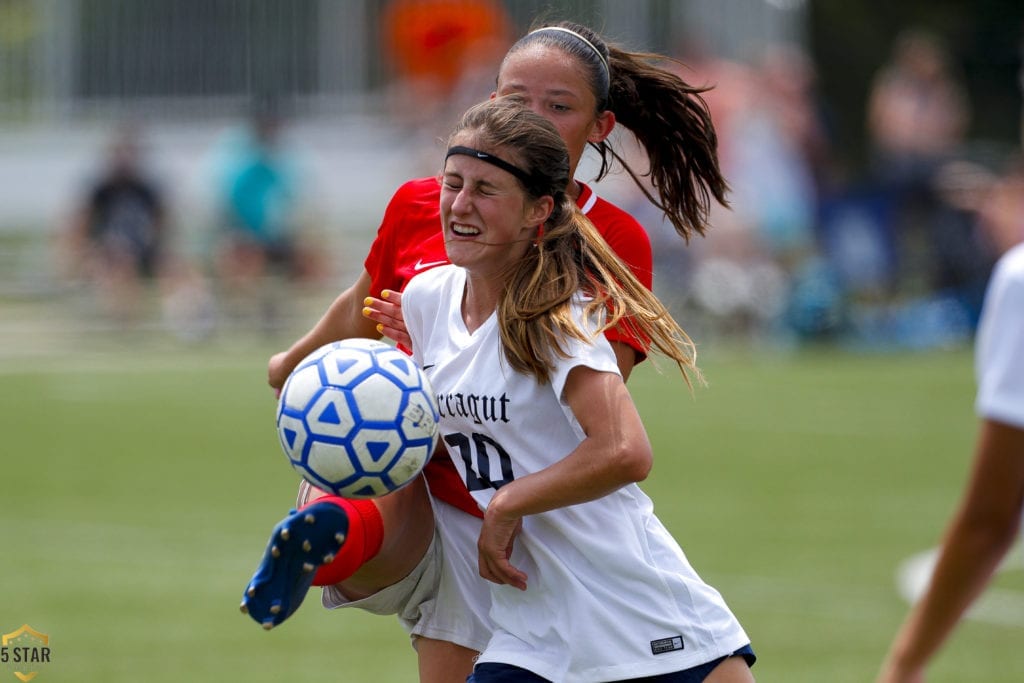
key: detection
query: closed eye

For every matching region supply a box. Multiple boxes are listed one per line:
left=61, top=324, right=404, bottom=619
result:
left=442, top=180, right=502, bottom=198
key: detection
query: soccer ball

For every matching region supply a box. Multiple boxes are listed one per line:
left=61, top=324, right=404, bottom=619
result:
left=276, top=339, right=440, bottom=499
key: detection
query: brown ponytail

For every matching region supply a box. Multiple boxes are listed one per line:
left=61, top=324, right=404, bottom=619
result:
left=509, top=21, right=728, bottom=242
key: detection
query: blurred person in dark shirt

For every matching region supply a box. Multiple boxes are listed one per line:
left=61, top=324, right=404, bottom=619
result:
left=63, top=124, right=168, bottom=325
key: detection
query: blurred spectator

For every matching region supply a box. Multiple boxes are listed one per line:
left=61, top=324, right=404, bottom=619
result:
left=866, top=27, right=972, bottom=298
left=666, top=43, right=842, bottom=344
left=868, top=29, right=969, bottom=172
left=970, top=155, right=1024, bottom=259
left=208, top=98, right=321, bottom=331
left=725, top=44, right=830, bottom=268
left=61, top=124, right=169, bottom=326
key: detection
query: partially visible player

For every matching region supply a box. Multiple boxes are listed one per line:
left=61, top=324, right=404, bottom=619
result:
left=242, top=20, right=727, bottom=683
left=876, top=172, right=1024, bottom=683
left=402, top=95, right=754, bottom=682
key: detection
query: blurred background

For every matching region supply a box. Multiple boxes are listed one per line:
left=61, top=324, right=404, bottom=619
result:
left=0, top=0, right=1021, bottom=351
left=1, top=1, right=1024, bottom=681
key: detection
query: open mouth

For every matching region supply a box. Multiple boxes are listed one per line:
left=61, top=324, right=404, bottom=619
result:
left=450, top=223, right=481, bottom=237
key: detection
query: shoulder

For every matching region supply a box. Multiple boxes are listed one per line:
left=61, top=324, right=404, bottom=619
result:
left=390, top=176, right=441, bottom=205
left=403, top=266, right=460, bottom=338
left=578, top=183, right=649, bottom=248
left=549, top=297, right=621, bottom=396
left=577, top=183, right=652, bottom=286
left=578, top=183, right=642, bottom=231
left=378, top=177, right=442, bottom=237
left=405, top=264, right=459, bottom=298
left=993, top=243, right=1024, bottom=282
left=983, top=244, right=1024, bottom=316
left=975, top=243, right=1024, bottom=427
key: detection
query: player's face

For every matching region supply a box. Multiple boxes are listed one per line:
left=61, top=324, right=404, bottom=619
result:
left=494, top=44, right=614, bottom=184
left=439, top=137, right=551, bottom=278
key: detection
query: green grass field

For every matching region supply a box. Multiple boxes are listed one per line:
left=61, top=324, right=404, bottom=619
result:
left=2, top=337, right=1022, bottom=682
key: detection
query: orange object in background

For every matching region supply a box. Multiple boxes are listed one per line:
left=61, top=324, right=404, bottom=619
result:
left=382, top=0, right=511, bottom=94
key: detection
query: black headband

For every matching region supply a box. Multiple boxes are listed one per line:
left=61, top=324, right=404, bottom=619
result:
left=445, top=145, right=538, bottom=192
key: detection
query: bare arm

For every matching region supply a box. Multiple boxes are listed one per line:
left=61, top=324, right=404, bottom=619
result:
left=610, top=340, right=637, bottom=383
left=267, top=270, right=380, bottom=389
left=877, top=418, right=1024, bottom=683
left=478, top=366, right=652, bottom=590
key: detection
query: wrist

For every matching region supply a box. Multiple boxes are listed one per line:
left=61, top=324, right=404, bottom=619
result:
left=487, top=486, right=521, bottom=522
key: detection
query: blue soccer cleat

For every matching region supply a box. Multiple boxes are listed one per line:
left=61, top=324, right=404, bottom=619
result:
left=240, top=501, right=349, bottom=630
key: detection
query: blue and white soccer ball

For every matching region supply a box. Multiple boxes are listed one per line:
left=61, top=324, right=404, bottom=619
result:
left=276, top=339, right=440, bottom=499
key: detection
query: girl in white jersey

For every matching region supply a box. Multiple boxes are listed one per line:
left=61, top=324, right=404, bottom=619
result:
left=877, top=162, right=1024, bottom=682
left=243, top=19, right=735, bottom=683
left=401, top=97, right=754, bottom=682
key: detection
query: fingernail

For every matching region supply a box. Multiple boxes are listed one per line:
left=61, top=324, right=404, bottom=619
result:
left=362, top=307, right=371, bottom=316
left=363, top=297, right=373, bottom=306
left=376, top=324, right=384, bottom=333
left=381, top=290, right=391, bottom=299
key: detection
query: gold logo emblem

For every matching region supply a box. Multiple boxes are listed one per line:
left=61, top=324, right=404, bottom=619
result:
left=1, top=625, right=50, bottom=682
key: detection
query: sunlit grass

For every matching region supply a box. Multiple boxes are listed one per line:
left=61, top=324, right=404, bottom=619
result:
left=2, top=342, right=1020, bottom=682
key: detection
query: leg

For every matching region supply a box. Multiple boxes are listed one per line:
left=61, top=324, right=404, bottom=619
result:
left=468, top=663, right=550, bottom=682
left=241, top=497, right=350, bottom=629
left=415, top=636, right=478, bottom=683
left=704, top=655, right=755, bottom=683
left=241, top=474, right=435, bottom=628
left=333, top=475, right=435, bottom=600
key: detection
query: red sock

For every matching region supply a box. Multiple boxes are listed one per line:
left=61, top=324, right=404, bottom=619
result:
left=301, top=496, right=384, bottom=587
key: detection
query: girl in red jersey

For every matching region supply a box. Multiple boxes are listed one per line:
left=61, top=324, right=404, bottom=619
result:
left=242, top=20, right=727, bottom=683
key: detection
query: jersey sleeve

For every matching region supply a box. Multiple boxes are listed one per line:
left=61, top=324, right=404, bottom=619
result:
left=597, top=216, right=653, bottom=291
left=975, top=247, right=1024, bottom=429
left=549, top=298, right=622, bottom=403
left=583, top=194, right=654, bottom=361
left=364, top=182, right=413, bottom=296
left=363, top=177, right=444, bottom=297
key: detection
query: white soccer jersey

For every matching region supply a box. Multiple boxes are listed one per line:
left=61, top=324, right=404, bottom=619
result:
left=975, top=243, right=1024, bottom=430
left=403, top=265, right=750, bottom=682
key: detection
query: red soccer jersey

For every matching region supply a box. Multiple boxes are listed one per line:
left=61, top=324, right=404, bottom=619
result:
left=364, top=176, right=653, bottom=517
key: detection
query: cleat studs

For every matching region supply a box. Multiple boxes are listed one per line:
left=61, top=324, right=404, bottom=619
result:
left=322, top=553, right=335, bottom=564
left=239, top=602, right=249, bottom=614
left=304, top=513, right=316, bottom=524
left=280, top=528, right=290, bottom=541
left=271, top=545, right=281, bottom=558
left=262, top=620, right=274, bottom=631
left=269, top=605, right=281, bottom=615
left=247, top=586, right=256, bottom=598
left=302, top=540, right=312, bottom=552
left=335, top=533, right=346, bottom=544
left=302, top=562, right=315, bottom=573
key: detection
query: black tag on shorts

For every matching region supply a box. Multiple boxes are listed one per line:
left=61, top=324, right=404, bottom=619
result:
left=650, top=636, right=685, bottom=655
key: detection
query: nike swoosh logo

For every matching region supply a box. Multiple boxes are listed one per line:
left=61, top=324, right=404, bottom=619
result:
left=413, top=259, right=447, bottom=271
left=422, top=364, right=435, bottom=371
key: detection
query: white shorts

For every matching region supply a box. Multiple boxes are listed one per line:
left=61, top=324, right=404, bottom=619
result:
left=318, top=495, right=493, bottom=653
